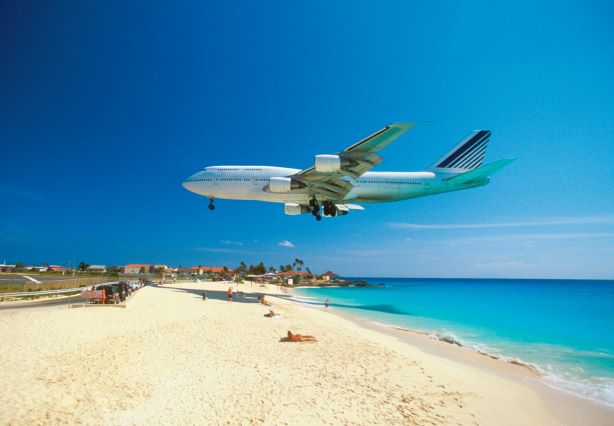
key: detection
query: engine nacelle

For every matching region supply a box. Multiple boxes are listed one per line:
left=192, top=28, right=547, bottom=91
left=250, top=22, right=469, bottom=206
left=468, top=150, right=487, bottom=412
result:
left=269, top=177, right=292, bottom=193
left=315, top=154, right=341, bottom=173
left=268, top=177, right=306, bottom=193
left=284, top=203, right=310, bottom=215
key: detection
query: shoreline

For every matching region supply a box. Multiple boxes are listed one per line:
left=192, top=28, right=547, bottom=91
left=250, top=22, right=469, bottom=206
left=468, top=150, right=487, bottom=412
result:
left=288, top=287, right=614, bottom=423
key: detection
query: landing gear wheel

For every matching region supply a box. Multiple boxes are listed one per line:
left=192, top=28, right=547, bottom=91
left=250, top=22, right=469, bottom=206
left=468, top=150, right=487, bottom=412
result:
left=208, top=203, right=215, bottom=211
left=315, top=214, right=322, bottom=221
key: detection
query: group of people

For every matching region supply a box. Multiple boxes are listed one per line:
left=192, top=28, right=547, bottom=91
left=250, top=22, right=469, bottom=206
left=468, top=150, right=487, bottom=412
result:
left=199, top=284, right=319, bottom=343
left=200, top=286, right=235, bottom=302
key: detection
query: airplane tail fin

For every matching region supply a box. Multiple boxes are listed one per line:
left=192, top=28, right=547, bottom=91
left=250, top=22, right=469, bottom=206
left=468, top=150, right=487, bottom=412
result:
left=428, top=130, right=491, bottom=173
left=446, top=159, right=515, bottom=184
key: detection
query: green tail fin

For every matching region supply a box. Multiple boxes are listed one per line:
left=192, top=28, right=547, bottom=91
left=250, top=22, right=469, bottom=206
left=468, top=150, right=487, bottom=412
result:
left=447, top=159, right=515, bottom=184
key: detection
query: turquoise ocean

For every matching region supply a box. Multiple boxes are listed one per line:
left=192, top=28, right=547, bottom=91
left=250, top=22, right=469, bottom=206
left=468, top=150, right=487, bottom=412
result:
left=292, top=278, right=614, bottom=407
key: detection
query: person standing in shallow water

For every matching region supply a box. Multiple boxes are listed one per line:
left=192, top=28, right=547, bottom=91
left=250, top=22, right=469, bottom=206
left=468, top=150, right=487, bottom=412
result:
left=227, top=287, right=233, bottom=303
left=202, top=291, right=207, bottom=301
left=324, top=299, right=329, bottom=309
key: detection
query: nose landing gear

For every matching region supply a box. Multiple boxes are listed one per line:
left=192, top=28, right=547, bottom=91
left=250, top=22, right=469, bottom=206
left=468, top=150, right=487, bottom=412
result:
left=208, top=198, right=215, bottom=211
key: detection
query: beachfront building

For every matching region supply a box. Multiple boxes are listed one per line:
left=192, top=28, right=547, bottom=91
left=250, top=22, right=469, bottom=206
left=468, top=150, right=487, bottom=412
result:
left=178, top=266, right=234, bottom=276
left=321, top=271, right=338, bottom=281
left=87, top=265, right=106, bottom=273
left=276, top=271, right=313, bottom=285
left=123, top=264, right=165, bottom=274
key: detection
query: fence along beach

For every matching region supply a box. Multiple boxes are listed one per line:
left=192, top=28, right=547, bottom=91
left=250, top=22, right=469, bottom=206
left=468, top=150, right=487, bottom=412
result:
left=1, top=281, right=612, bottom=425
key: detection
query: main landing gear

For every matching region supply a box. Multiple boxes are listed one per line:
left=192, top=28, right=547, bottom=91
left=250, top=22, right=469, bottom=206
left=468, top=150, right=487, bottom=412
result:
left=309, top=197, right=321, bottom=221
left=322, top=202, right=337, bottom=217
left=208, top=197, right=215, bottom=211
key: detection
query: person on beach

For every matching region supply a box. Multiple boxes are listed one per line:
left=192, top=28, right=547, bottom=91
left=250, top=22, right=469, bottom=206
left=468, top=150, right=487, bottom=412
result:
left=281, top=330, right=317, bottom=342
left=227, top=287, right=233, bottom=303
left=324, top=299, right=329, bottom=309
left=202, top=291, right=207, bottom=301
left=264, top=309, right=277, bottom=317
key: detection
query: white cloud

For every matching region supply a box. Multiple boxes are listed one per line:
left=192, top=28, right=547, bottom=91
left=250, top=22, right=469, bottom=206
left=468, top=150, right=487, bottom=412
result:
left=221, top=240, right=243, bottom=246
left=389, top=216, right=614, bottom=230
left=278, top=240, right=295, bottom=248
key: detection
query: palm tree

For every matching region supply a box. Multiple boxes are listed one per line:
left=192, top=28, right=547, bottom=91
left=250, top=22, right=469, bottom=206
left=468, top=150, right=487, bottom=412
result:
left=294, top=258, right=304, bottom=272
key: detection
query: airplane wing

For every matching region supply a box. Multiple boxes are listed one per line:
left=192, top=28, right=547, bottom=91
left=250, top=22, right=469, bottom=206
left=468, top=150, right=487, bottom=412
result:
left=292, top=122, right=415, bottom=200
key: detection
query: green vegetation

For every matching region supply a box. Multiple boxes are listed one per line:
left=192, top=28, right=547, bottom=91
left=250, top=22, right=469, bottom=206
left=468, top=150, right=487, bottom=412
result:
left=235, top=258, right=308, bottom=275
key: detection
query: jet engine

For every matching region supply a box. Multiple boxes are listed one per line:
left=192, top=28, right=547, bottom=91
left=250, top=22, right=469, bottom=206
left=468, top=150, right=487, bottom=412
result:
left=284, top=203, right=310, bottom=215
left=314, top=154, right=341, bottom=173
left=268, top=177, right=306, bottom=193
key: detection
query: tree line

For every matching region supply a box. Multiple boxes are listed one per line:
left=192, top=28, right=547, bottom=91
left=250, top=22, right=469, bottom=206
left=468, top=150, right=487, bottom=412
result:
left=234, top=258, right=311, bottom=275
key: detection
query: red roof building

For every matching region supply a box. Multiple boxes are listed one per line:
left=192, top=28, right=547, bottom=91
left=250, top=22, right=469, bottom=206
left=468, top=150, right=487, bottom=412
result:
left=47, top=265, right=66, bottom=272
left=177, top=266, right=234, bottom=275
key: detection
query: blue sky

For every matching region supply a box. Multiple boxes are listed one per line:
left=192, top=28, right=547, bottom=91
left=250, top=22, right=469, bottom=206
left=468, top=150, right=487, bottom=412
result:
left=1, top=1, right=613, bottom=278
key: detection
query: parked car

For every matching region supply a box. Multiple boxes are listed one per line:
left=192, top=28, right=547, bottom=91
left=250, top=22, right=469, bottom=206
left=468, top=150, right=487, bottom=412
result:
left=96, top=284, right=120, bottom=304
left=118, top=281, right=131, bottom=299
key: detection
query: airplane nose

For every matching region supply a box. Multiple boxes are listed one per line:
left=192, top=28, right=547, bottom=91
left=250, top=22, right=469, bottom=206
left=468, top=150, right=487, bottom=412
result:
left=182, top=178, right=194, bottom=192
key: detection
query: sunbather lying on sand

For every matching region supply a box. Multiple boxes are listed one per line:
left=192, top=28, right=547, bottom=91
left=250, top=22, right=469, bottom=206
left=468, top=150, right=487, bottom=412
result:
left=264, top=309, right=278, bottom=317
left=280, top=330, right=317, bottom=342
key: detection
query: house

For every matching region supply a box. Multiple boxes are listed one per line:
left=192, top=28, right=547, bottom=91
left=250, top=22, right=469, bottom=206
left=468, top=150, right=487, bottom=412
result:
left=124, top=264, right=154, bottom=274
left=178, top=266, right=234, bottom=275
left=276, top=271, right=313, bottom=278
left=47, top=265, right=66, bottom=272
left=87, top=265, right=106, bottom=273
left=275, top=271, right=312, bottom=285
left=321, top=271, right=338, bottom=281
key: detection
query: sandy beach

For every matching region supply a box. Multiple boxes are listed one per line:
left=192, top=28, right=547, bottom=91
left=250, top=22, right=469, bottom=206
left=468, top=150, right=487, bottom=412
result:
left=1, top=281, right=612, bottom=425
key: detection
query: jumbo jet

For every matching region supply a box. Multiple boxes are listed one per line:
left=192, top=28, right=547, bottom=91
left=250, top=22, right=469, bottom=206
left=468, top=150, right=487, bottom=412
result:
left=182, top=123, right=513, bottom=220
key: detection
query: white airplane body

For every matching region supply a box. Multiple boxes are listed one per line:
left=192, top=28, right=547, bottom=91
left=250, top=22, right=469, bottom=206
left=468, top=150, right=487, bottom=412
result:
left=182, top=123, right=513, bottom=219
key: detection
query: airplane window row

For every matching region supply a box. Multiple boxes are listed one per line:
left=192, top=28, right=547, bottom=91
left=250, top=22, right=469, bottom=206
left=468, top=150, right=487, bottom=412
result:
left=358, top=181, right=422, bottom=184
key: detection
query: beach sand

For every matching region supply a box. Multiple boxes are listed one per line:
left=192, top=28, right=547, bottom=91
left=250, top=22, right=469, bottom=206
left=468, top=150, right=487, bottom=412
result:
left=1, top=281, right=612, bottom=425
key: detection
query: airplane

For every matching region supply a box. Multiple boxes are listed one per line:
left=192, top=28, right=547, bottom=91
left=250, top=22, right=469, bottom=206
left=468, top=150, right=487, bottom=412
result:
left=182, top=122, right=514, bottom=221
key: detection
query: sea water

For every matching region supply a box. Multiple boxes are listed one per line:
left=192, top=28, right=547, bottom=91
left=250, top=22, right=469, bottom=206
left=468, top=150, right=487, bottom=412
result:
left=293, top=278, right=614, bottom=407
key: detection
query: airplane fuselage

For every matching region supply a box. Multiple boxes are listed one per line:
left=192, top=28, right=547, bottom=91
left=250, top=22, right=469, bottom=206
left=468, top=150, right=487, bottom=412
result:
left=182, top=166, right=489, bottom=205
